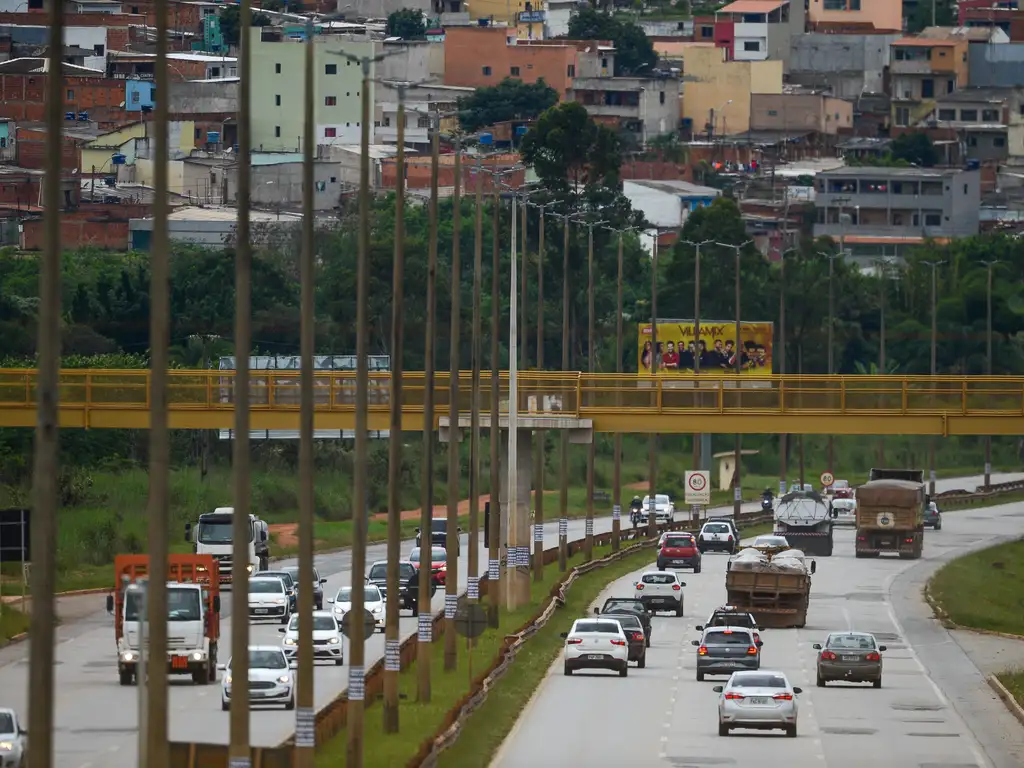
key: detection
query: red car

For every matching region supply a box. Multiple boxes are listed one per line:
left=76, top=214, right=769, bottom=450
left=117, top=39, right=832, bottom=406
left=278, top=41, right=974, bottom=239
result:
left=410, top=545, right=448, bottom=585
left=657, top=532, right=702, bottom=573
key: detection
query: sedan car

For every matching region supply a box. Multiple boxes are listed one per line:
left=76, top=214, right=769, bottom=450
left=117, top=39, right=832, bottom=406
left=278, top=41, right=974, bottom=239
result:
left=829, top=498, right=857, bottom=527
left=693, top=626, right=762, bottom=681
left=279, top=610, right=344, bottom=665
left=634, top=571, right=685, bottom=616
left=714, top=671, right=802, bottom=737
left=561, top=618, right=629, bottom=677
left=596, top=598, right=653, bottom=647
left=219, top=646, right=295, bottom=711
left=658, top=532, right=701, bottom=573
left=281, top=565, right=328, bottom=610
left=0, top=707, right=27, bottom=768
left=814, top=631, right=886, bottom=688
left=924, top=501, right=942, bottom=530
left=328, top=585, right=385, bottom=633
left=247, top=576, right=291, bottom=624
left=601, top=612, right=647, bottom=668
left=409, top=546, right=449, bottom=586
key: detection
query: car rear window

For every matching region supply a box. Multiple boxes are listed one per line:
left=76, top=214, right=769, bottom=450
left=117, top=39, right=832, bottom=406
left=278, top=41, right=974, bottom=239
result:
left=604, top=614, right=641, bottom=629
left=430, top=519, right=447, bottom=532
left=664, top=536, right=693, bottom=547
left=575, top=621, right=621, bottom=634
left=705, top=630, right=752, bottom=645
left=703, top=523, right=730, bottom=533
left=732, top=674, right=787, bottom=689
left=827, top=634, right=876, bottom=650
left=710, top=613, right=754, bottom=627
left=642, top=573, right=676, bottom=585
left=604, top=600, right=644, bottom=613
left=368, top=564, right=386, bottom=579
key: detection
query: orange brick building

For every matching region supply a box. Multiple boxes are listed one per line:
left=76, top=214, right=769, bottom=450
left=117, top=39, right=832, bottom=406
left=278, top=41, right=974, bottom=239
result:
left=0, top=63, right=126, bottom=123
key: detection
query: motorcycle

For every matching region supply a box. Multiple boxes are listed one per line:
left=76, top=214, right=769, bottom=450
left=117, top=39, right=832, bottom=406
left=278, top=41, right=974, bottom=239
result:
left=761, top=497, right=773, bottom=511
left=630, top=508, right=642, bottom=529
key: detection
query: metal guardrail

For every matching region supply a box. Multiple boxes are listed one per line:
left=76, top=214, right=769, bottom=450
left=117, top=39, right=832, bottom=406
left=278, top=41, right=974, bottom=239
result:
left=932, top=478, right=1024, bottom=507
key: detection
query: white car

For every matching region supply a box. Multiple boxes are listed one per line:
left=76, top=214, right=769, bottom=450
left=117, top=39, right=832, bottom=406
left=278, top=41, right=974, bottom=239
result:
left=561, top=617, right=630, bottom=677
left=328, top=584, right=386, bottom=633
left=279, top=610, right=344, bottom=665
left=698, top=521, right=737, bottom=554
left=715, top=670, right=802, bottom=737
left=0, top=707, right=27, bottom=768
left=248, top=575, right=291, bottom=624
left=633, top=570, right=686, bottom=616
left=219, top=645, right=295, bottom=711
left=830, top=498, right=857, bottom=527
left=639, top=494, right=675, bottom=525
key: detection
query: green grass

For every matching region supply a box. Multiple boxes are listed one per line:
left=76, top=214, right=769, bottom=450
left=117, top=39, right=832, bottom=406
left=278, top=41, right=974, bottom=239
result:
left=997, top=670, right=1024, bottom=710
left=928, top=538, right=1024, bottom=636
left=313, top=541, right=658, bottom=768
left=0, top=603, right=30, bottom=644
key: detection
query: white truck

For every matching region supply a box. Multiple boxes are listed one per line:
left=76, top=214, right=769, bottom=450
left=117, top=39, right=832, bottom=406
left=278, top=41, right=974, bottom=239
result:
left=773, top=489, right=834, bottom=556
left=184, top=506, right=270, bottom=586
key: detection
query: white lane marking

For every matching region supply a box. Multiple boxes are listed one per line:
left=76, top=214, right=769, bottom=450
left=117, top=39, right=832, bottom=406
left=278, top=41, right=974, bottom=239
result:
left=841, top=606, right=853, bottom=631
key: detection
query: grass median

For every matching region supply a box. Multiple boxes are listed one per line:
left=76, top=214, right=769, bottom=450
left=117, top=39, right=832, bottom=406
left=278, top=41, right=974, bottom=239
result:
left=928, top=537, right=1024, bottom=637
left=0, top=603, right=30, bottom=645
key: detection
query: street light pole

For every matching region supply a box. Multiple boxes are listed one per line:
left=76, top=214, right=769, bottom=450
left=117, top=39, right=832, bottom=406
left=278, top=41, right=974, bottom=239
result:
left=507, top=188, right=522, bottom=611
left=874, top=257, right=890, bottom=464
left=681, top=238, right=712, bottom=479
left=776, top=247, right=798, bottom=494
left=982, top=259, right=999, bottom=487
left=488, top=183, right=502, bottom=625
left=469, top=157, right=484, bottom=604
left=530, top=200, right=555, bottom=578
left=555, top=210, right=573, bottom=569
left=819, top=249, right=843, bottom=473
left=922, top=260, right=944, bottom=497
left=607, top=224, right=636, bottom=550
left=648, top=232, right=660, bottom=539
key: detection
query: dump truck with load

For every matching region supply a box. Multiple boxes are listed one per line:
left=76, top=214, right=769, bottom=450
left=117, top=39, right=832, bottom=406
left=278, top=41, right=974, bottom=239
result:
left=773, top=489, right=834, bottom=556
left=106, top=554, right=221, bottom=686
left=855, top=468, right=926, bottom=559
left=725, top=547, right=813, bottom=629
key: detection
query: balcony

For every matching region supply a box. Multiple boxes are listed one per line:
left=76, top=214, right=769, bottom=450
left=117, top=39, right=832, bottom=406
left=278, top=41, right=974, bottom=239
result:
left=375, top=125, right=429, bottom=144
left=890, top=59, right=933, bottom=75
left=813, top=223, right=950, bottom=239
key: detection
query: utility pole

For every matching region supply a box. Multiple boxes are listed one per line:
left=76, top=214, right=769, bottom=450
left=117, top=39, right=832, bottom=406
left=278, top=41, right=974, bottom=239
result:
left=874, top=257, right=890, bottom=465
left=982, top=259, right=999, bottom=488
left=28, top=2, right=65, bottom=765
left=556, top=210, right=572, bottom=566
left=507, top=187, right=521, bottom=611
left=820, top=249, right=843, bottom=474
left=922, top=260, right=944, bottom=498
left=229, top=0, right=253, bottom=761
left=648, top=234, right=659, bottom=539
left=444, top=134, right=463, bottom=669
left=488, top=184, right=502, bottom=625
left=468, top=157, right=483, bottom=605
left=145, top=0, right=171, bottom=764
left=521, top=194, right=529, bottom=370
left=777, top=248, right=797, bottom=494
left=578, top=216, right=606, bottom=560
left=531, top=201, right=554, bottom=578
left=681, top=239, right=712, bottom=479
left=607, top=225, right=636, bottom=550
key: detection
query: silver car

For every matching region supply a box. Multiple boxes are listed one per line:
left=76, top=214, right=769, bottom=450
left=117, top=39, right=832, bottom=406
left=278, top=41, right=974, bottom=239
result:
left=693, top=626, right=762, bottom=681
left=715, top=670, right=802, bottom=737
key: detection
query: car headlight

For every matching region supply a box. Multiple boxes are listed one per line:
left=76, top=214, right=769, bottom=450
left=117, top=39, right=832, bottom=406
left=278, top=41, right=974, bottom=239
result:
left=277, top=675, right=290, bottom=684
left=328, top=637, right=340, bottom=645
left=224, top=675, right=232, bottom=685
left=0, top=741, right=12, bottom=751
left=246, top=564, right=254, bottom=574
left=284, top=637, right=297, bottom=645
left=121, top=651, right=136, bottom=662
left=273, top=598, right=285, bottom=605
left=192, top=651, right=204, bottom=661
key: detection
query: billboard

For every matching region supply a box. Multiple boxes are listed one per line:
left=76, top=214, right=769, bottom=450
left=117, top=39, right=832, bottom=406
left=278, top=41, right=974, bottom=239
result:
left=637, top=319, right=774, bottom=374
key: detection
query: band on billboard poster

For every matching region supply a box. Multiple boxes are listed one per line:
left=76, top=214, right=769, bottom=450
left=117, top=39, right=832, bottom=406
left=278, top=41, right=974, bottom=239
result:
left=638, top=320, right=774, bottom=374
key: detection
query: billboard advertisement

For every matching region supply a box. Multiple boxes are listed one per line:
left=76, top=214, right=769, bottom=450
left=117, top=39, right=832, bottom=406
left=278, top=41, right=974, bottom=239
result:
left=637, top=319, right=774, bottom=374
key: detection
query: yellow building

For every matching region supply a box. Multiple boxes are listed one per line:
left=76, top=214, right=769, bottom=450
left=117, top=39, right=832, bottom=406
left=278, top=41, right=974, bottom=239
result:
left=80, top=122, right=149, bottom=177
left=681, top=46, right=782, bottom=137
left=467, top=0, right=547, bottom=40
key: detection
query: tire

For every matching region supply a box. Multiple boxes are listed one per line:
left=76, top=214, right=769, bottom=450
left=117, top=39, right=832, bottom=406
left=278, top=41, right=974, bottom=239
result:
left=192, top=667, right=208, bottom=685
left=281, top=613, right=290, bottom=625
left=336, top=657, right=344, bottom=666
left=786, top=724, right=797, bottom=738
left=221, top=700, right=230, bottom=711
left=412, top=604, right=419, bottom=617
left=873, top=678, right=882, bottom=689
left=638, top=653, right=646, bottom=669
left=675, top=604, right=684, bottom=618
left=285, top=696, right=295, bottom=711
left=697, top=671, right=705, bottom=681
left=816, top=673, right=826, bottom=687
left=694, top=563, right=702, bottom=574
left=646, top=636, right=651, bottom=648
left=563, top=664, right=573, bottom=676
left=718, top=722, right=730, bottom=737
left=658, top=565, right=665, bottom=571
left=619, top=665, right=628, bottom=678
left=119, top=669, right=133, bottom=686
left=935, top=522, right=942, bottom=531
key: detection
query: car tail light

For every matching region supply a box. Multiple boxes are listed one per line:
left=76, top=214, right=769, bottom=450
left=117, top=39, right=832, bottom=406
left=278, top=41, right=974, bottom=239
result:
left=747, top=646, right=758, bottom=655
left=856, top=536, right=866, bottom=542
left=567, top=637, right=583, bottom=645
left=698, top=645, right=708, bottom=655
left=636, top=584, right=645, bottom=590
left=821, top=650, right=837, bottom=660
left=727, top=535, right=733, bottom=542
left=904, top=537, right=914, bottom=543
left=672, top=584, right=681, bottom=591
left=632, top=632, right=644, bottom=642
left=611, top=638, right=626, bottom=646
left=865, top=652, right=881, bottom=661
left=773, top=693, right=793, bottom=701
left=724, top=692, right=745, bottom=700
left=753, top=632, right=761, bottom=643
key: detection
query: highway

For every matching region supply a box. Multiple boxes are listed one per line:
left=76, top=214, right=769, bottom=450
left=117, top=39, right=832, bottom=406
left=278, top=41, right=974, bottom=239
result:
left=492, top=474, right=1024, bottom=768
left=0, top=473, right=1018, bottom=767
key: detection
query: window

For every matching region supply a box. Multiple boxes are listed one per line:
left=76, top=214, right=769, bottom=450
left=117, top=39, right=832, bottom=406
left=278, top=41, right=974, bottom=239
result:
left=922, top=79, right=934, bottom=98
left=743, top=41, right=760, bottom=52
left=601, top=57, right=608, bottom=67
left=382, top=116, right=391, bottom=127
left=894, top=107, right=910, bottom=127
left=93, top=44, right=104, bottom=56
left=326, top=63, right=337, bottom=75
left=482, top=66, right=492, bottom=76
left=325, top=127, right=337, bottom=138
left=510, top=66, right=520, bottom=76
left=275, top=94, right=281, bottom=106
left=947, top=79, right=954, bottom=93
left=659, top=91, right=665, bottom=104
left=67, top=89, right=74, bottom=99
left=700, top=25, right=713, bottom=38
left=823, top=0, right=845, bottom=8
left=968, top=135, right=978, bottom=147
left=850, top=0, right=860, bottom=7
left=418, top=116, right=431, bottom=128
left=209, top=67, right=220, bottom=78
left=982, top=108, right=1000, bottom=122
left=994, top=136, right=1006, bottom=147
left=275, top=63, right=281, bottom=74
left=274, top=126, right=281, bottom=137
left=131, top=90, right=140, bottom=103
left=937, top=108, right=956, bottom=121
left=567, top=64, right=576, bottom=77
left=924, top=213, right=941, bottom=227
left=325, top=96, right=337, bottom=106
left=960, top=109, right=977, bottom=121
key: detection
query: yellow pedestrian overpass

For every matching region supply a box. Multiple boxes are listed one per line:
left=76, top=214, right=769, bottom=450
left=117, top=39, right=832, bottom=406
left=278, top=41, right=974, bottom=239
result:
left=0, top=369, right=1021, bottom=435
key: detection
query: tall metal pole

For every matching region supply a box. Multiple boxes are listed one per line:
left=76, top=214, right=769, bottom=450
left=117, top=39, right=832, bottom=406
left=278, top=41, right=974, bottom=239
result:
left=558, top=212, right=571, bottom=568
left=778, top=249, right=788, bottom=494
left=823, top=250, right=842, bottom=472
left=346, top=56, right=373, bottom=768
left=648, top=235, right=659, bottom=539
left=382, top=82, right=408, bottom=734
left=877, top=258, right=888, bottom=465
left=507, top=191, right=521, bottom=611
left=923, top=260, right=944, bottom=497
left=521, top=195, right=528, bottom=370
left=611, top=227, right=625, bottom=551
left=532, top=204, right=548, bottom=579
left=682, top=239, right=712, bottom=480
left=982, top=260, right=999, bottom=487
left=444, top=138, right=463, bottom=669
left=718, top=241, right=753, bottom=516
left=27, top=2, right=65, bottom=764
left=469, top=158, right=483, bottom=601
left=583, top=219, right=602, bottom=560
left=488, top=188, right=502, bottom=625
left=144, top=0, right=171, bottom=763
left=229, top=0, right=253, bottom=761
left=417, top=105, right=440, bottom=702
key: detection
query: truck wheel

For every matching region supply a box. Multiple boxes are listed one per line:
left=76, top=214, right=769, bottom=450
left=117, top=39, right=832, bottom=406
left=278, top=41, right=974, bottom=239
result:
left=192, top=667, right=209, bottom=685
left=119, top=669, right=133, bottom=686
left=696, top=671, right=705, bottom=681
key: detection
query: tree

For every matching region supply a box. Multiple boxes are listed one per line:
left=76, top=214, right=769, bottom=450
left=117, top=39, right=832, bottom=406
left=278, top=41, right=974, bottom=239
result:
left=519, top=102, right=622, bottom=203
left=386, top=8, right=426, bottom=39
left=218, top=5, right=271, bottom=47
left=457, top=78, right=559, bottom=133
left=890, top=132, right=939, bottom=167
left=568, top=7, right=656, bottom=76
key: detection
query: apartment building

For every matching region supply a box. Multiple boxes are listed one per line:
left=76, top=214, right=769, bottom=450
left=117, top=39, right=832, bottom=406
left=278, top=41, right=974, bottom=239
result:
left=374, top=84, right=472, bottom=149
left=712, top=0, right=805, bottom=71
left=890, top=35, right=970, bottom=129
left=569, top=72, right=681, bottom=145
left=789, top=33, right=900, bottom=98
left=931, top=86, right=1024, bottom=162
left=749, top=92, right=853, bottom=134
left=808, top=0, right=901, bottom=31
left=681, top=45, right=783, bottom=137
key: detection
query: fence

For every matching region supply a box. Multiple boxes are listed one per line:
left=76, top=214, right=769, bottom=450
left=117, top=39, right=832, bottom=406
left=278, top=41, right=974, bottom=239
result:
left=932, top=478, right=1024, bottom=507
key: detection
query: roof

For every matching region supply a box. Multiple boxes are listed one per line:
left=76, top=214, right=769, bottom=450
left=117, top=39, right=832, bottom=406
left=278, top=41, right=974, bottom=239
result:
left=108, top=50, right=237, bottom=63
left=628, top=179, right=721, bottom=197
left=841, top=235, right=950, bottom=245
left=165, top=206, right=302, bottom=223
left=891, top=37, right=960, bottom=47
left=817, top=166, right=966, bottom=178
left=0, top=57, right=104, bottom=75
left=918, top=25, right=1006, bottom=42
left=717, top=0, right=787, bottom=13
left=938, top=86, right=1021, bottom=103
left=251, top=152, right=304, bottom=166
left=837, top=137, right=893, bottom=150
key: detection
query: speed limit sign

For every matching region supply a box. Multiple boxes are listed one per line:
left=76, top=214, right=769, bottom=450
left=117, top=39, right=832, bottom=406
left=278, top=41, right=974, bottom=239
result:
left=820, top=471, right=835, bottom=488
left=685, top=470, right=711, bottom=505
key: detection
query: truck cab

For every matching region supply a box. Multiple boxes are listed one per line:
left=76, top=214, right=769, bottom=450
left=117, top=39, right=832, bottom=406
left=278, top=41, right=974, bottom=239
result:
left=185, top=506, right=268, bottom=585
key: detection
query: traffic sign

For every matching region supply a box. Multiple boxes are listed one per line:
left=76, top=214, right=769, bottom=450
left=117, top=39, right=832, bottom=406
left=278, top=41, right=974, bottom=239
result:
left=341, top=608, right=377, bottom=641
left=820, top=471, right=835, bottom=488
left=684, top=470, right=711, bottom=505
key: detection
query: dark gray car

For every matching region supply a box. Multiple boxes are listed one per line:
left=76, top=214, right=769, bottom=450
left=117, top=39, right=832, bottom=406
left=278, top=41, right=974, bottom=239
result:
left=692, top=626, right=762, bottom=681
left=923, top=502, right=942, bottom=530
left=281, top=566, right=327, bottom=610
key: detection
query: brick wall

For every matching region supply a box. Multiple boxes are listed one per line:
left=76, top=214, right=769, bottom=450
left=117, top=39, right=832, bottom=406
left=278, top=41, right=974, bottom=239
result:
left=20, top=203, right=149, bottom=250
left=0, top=173, right=41, bottom=208
left=0, top=11, right=146, bottom=26
left=0, top=74, right=126, bottom=122
left=15, top=127, right=81, bottom=170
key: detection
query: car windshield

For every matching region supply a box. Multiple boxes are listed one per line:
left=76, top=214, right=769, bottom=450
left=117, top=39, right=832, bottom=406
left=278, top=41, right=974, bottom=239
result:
left=248, top=649, right=287, bottom=670
left=709, top=613, right=754, bottom=627
left=197, top=519, right=253, bottom=544
left=167, top=587, right=202, bottom=622
left=574, top=621, right=621, bottom=633
left=732, top=674, right=787, bottom=689
left=754, top=536, right=788, bottom=547
left=282, top=566, right=320, bottom=584
left=368, top=564, right=387, bottom=579
left=249, top=580, right=283, bottom=594
left=827, top=634, right=876, bottom=650
left=336, top=586, right=382, bottom=602
left=704, top=523, right=730, bottom=533
left=604, top=614, right=641, bottom=629
left=430, top=519, right=447, bottom=532
left=706, top=630, right=752, bottom=645
left=833, top=500, right=855, bottom=510
left=0, top=712, right=13, bottom=734
left=289, top=615, right=337, bottom=631
left=642, top=573, right=676, bottom=585
left=664, top=536, right=693, bottom=547
left=603, top=599, right=645, bottom=613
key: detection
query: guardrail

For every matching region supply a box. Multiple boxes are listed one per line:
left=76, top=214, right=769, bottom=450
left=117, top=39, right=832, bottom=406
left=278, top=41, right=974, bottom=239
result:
left=932, top=478, right=1024, bottom=507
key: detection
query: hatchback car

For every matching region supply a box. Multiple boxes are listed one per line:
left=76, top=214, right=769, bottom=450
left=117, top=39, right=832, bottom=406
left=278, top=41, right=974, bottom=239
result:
left=814, top=631, right=886, bottom=687
left=658, top=532, right=701, bottom=572
left=256, top=571, right=297, bottom=612
left=561, top=618, right=629, bottom=677
left=601, top=612, right=647, bottom=668
left=714, top=671, right=802, bottom=737
left=829, top=498, right=857, bottom=527
left=280, top=565, right=328, bottom=610
left=639, top=494, right=675, bottom=525
left=633, top=571, right=686, bottom=616
left=0, top=707, right=27, bottom=768
left=693, top=626, right=762, bottom=681
left=248, top=576, right=291, bottom=624
left=924, top=502, right=942, bottom=530
left=219, top=646, right=294, bottom=711
left=279, top=610, right=343, bottom=665
left=328, top=584, right=385, bottom=633
left=698, top=521, right=737, bottom=554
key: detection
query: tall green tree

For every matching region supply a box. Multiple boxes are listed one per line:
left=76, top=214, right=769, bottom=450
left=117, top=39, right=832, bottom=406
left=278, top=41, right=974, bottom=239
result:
left=457, top=78, right=559, bottom=133
left=218, top=5, right=271, bottom=47
left=385, top=8, right=426, bottom=39
left=568, top=7, right=656, bottom=76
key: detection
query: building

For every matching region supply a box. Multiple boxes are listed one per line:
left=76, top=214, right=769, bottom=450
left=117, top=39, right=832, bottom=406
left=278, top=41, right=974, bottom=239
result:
left=713, top=0, right=806, bottom=72
left=960, top=0, right=1024, bottom=40
left=680, top=45, right=783, bottom=138
left=789, top=33, right=900, bottom=99
left=224, top=152, right=344, bottom=211
left=931, top=86, right=1024, bottom=162
left=813, top=166, right=981, bottom=259
left=129, top=206, right=302, bottom=250
left=569, top=72, right=681, bottom=146
left=80, top=121, right=147, bottom=176
left=464, top=0, right=550, bottom=40
left=374, top=83, right=471, bottom=149
left=622, top=179, right=721, bottom=232
left=968, top=42, right=1024, bottom=87
left=807, top=0, right=902, bottom=32
left=106, top=50, right=236, bottom=81
left=249, top=27, right=374, bottom=151
left=889, top=35, right=970, bottom=129
left=749, top=91, right=853, bottom=135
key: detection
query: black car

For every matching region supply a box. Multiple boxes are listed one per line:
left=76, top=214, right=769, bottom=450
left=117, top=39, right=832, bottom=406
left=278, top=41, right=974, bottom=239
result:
left=415, top=518, right=462, bottom=556
left=259, top=570, right=297, bottom=611
left=365, top=560, right=435, bottom=615
left=596, top=598, right=653, bottom=648
left=281, top=565, right=327, bottom=610
left=603, top=612, right=647, bottom=668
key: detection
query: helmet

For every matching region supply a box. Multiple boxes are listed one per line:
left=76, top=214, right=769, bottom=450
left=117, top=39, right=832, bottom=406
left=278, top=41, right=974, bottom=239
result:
left=633, top=495, right=641, bottom=502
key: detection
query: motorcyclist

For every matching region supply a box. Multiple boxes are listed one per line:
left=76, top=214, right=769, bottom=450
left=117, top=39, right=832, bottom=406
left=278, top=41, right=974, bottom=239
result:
left=761, top=488, right=774, bottom=509
left=629, top=496, right=643, bottom=527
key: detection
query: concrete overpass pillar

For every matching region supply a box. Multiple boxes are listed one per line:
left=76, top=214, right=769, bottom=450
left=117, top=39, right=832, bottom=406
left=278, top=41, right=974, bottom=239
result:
left=499, top=429, right=532, bottom=606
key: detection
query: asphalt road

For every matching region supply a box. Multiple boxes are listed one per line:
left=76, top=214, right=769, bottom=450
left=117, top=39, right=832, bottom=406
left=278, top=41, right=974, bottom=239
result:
left=491, top=473, right=1024, bottom=768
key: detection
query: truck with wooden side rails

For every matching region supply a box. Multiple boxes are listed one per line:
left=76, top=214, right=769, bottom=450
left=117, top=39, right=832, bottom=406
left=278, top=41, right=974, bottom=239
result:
left=855, top=468, right=926, bottom=559
left=106, top=554, right=221, bottom=686
left=725, top=546, right=813, bottom=629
